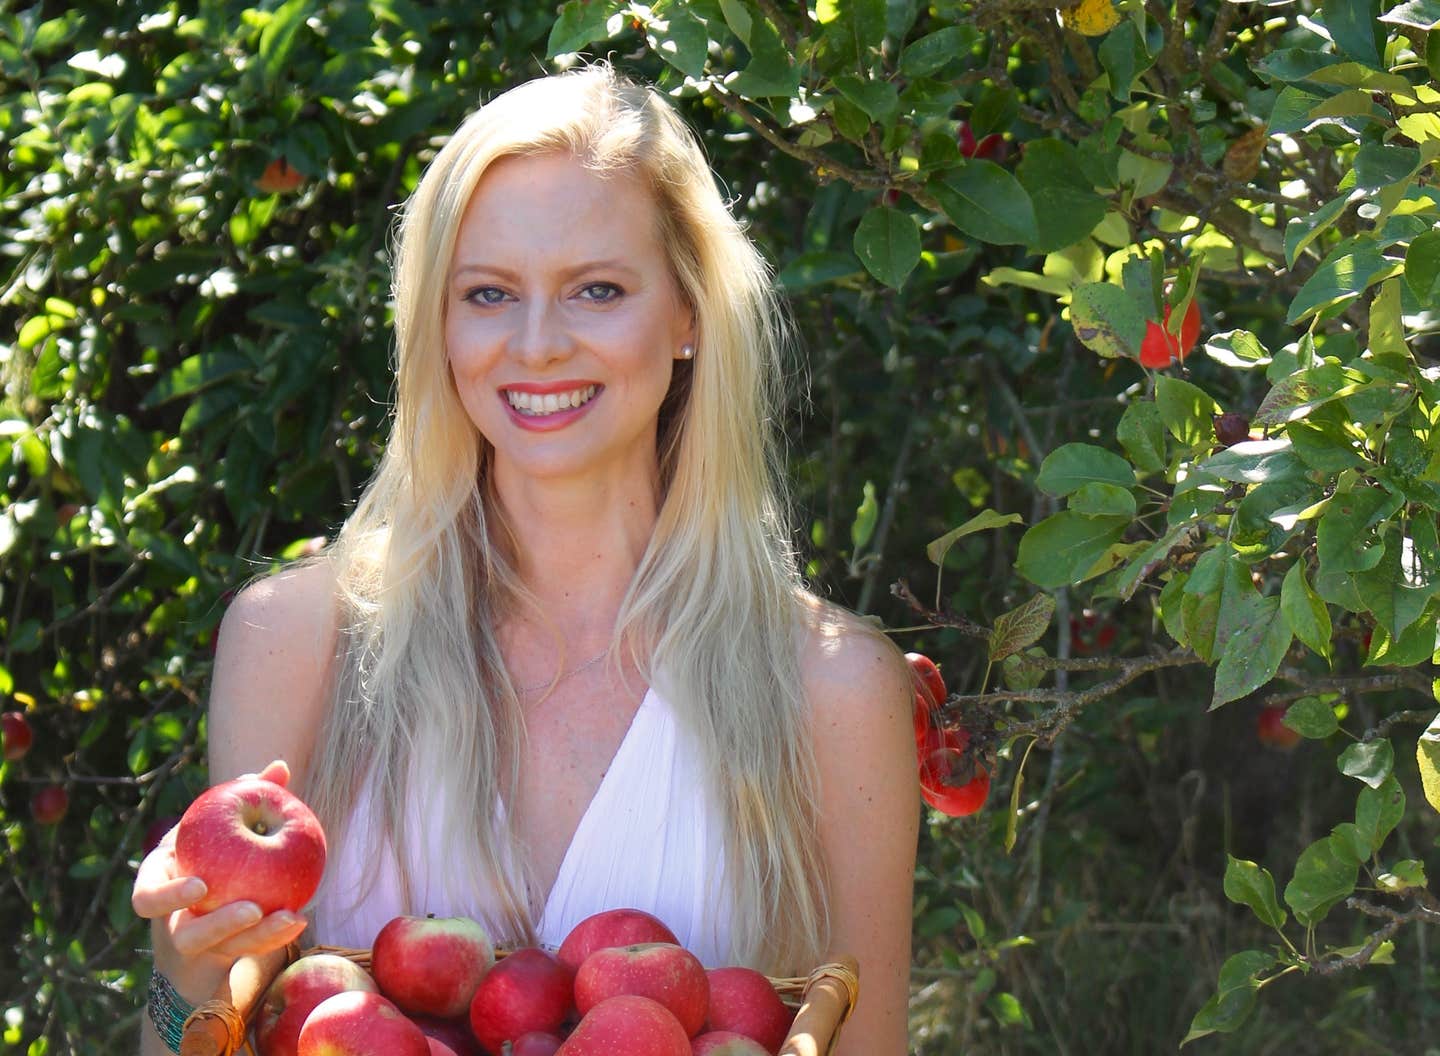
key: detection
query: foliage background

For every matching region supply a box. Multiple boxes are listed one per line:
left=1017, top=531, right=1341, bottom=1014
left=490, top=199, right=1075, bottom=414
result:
left=2, top=0, right=1439, bottom=1053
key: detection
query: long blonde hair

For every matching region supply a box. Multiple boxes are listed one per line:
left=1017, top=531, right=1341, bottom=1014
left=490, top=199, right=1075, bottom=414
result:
left=304, top=63, right=829, bottom=973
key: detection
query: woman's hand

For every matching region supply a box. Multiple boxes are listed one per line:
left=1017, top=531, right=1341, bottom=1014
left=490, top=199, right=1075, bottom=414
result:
left=131, top=760, right=310, bottom=1004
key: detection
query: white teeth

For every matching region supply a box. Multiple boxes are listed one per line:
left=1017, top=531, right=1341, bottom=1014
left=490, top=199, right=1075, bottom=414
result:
left=504, top=385, right=598, bottom=416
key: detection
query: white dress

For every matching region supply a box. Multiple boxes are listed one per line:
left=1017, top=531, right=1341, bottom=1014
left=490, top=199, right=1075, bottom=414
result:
left=311, top=686, right=734, bottom=965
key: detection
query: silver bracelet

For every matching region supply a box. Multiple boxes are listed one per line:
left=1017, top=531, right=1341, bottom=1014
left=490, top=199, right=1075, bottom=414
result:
left=146, top=970, right=194, bottom=1054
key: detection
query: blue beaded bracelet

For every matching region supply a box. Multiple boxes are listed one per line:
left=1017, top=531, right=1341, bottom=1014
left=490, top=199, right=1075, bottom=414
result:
left=146, top=970, right=194, bottom=1054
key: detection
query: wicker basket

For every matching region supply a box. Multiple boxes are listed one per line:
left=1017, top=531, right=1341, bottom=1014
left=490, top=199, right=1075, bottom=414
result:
left=177, top=944, right=858, bottom=1056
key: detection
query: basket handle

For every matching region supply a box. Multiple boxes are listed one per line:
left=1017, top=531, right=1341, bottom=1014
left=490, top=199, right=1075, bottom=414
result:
left=778, top=955, right=860, bottom=1056
left=179, top=946, right=293, bottom=1056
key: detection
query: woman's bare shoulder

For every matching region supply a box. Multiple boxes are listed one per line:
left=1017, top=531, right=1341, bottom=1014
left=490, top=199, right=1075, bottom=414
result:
left=207, top=558, right=341, bottom=784
left=794, top=593, right=911, bottom=717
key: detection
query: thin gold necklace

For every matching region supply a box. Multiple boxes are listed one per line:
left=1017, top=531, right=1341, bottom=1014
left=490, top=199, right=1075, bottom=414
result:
left=516, top=648, right=609, bottom=694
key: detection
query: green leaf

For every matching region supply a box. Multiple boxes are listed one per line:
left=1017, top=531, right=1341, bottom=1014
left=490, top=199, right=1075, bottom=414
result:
left=647, top=9, right=710, bottom=78
left=1356, top=775, right=1405, bottom=854
left=1353, top=142, right=1422, bottom=192
left=989, top=593, right=1056, bottom=662
left=930, top=164, right=1040, bottom=246
left=1286, top=194, right=1350, bottom=268
left=1324, top=0, right=1383, bottom=66
left=853, top=207, right=920, bottom=289
left=1069, top=281, right=1147, bottom=359
left=1155, top=376, right=1219, bottom=447
left=1317, top=486, right=1402, bottom=575
left=1201, top=439, right=1306, bottom=484
left=1035, top=442, right=1137, bottom=497
left=1212, top=596, right=1293, bottom=708
left=258, top=0, right=313, bottom=83
left=728, top=16, right=799, bottom=98
left=1354, top=525, right=1437, bottom=640
left=1377, top=859, right=1427, bottom=892
left=1067, top=482, right=1136, bottom=517
left=1224, top=856, right=1287, bottom=929
left=1338, top=738, right=1395, bottom=788
left=926, top=509, right=1023, bottom=566
left=1288, top=239, right=1398, bottom=323
left=1404, top=229, right=1440, bottom=305
left=1284, top=832, right=1361, bottom=926
left=834, top=74, right=899, bottom=122
left=775, top=251, right=863, bottom=291
left=1281, top=563, right=1334, bottom=662
left=1015, top=512, right=1130, bottom=589
left=1098, top=21, right=1152, bottom=102
left=1016, top=139, right=1109, bottom=253
left=900, top=26, right=978, bottom=76
left=1116, top=401, right=1166, bottom=474
left=850, top=480, right=878, bottom=550
left=986, top=992, right=1032, bottom=1029
left=140, top=353, right=252, bottom=408
left=1182, top=951, right=1272, bottom=1045
left=1417, top=712, right=1440, bottom=813
left=1381, top=0, right=1440, bottom=31
left=1283, top=696, right=1339, bottom=739
left=547, top=0, right=620, bottom=56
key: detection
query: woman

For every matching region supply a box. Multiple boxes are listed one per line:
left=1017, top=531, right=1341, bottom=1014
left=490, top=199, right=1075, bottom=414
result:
left=133, top=64, right=917, bottom=1054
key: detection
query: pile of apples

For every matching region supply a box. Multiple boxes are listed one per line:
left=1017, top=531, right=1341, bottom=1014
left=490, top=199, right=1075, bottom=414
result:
left=908, top=652, right=990, bottom=817
left=256, top=908, right=794, bottom=1055
left=168, top=774, right=794, bottom=1055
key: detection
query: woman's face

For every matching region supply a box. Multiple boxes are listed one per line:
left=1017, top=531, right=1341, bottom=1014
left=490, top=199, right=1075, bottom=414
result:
left=444, top=151, right=695, bottom=488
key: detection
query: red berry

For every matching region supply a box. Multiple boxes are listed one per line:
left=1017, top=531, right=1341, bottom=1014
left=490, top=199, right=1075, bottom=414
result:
left=31, top=785, right=68, bottom=825
left=3, top=711, right=33, bottom=762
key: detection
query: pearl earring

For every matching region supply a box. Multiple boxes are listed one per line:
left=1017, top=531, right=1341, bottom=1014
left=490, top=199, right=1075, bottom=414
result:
left=679, top=343, right=695, bottom=360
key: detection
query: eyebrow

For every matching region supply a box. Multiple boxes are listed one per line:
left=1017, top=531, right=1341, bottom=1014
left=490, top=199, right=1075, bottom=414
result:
left=450, top=259, right=641, bottom=283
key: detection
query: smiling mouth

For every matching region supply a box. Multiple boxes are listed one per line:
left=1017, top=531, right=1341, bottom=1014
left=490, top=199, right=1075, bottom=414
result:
left=503, top=385, right=600, bottom=417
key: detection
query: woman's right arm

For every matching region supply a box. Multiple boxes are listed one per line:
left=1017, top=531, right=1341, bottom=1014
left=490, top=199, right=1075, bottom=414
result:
left=131, top=560, right=339, bottom=1054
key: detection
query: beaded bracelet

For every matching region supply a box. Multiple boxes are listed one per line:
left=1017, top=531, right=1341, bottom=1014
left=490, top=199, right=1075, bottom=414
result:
left=146, top=969, right=194, bottom=1054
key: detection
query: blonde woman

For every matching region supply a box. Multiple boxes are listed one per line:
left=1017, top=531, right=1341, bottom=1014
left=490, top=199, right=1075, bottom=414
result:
left=133, top=64, right=917, bottom=1054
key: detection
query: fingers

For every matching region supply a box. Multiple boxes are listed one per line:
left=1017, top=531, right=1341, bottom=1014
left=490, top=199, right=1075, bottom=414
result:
left=132, top=873, right=207, bottom=921
left=170, top=903, right=308, bottom=962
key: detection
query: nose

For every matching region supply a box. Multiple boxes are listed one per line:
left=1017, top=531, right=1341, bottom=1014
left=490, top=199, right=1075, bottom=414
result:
left=508, top=297, right=574, bottom=368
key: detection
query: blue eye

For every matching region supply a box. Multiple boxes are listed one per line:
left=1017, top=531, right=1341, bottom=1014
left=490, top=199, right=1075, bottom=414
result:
left=466, top=286, right=509, bottom=305
left=579, top=283, right=622, bottom=303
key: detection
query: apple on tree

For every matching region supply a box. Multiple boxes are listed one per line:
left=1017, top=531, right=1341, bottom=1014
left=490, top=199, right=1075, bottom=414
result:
left=574, top=942, right=709, bottom=1037
left=1139, top=294, right=1202, bottom=369
left=2, top=710, right=33, bottom=761
left=1256, top=705, right=1301, bottom=751
left=372, top=914, right=495, bottom=1019
left=257, top=157, right=306, bottom=194
left=905, top=652, right=945, bottom=744
left=31, top=784, right=68, bottom=825
left=919, top=726, right=990, bottom=817
left=173, top=774, right=327, bottom=915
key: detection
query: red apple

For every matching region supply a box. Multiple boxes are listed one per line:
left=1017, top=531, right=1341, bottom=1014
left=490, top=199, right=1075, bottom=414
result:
left=919, top=727, right=990, bottom=817
left=692, top=1032, right=770, bottom=1055
left=1139, top=297, right=1202, bottom=368
left=2, top=710, right=33, bottom=761
left=31, top=784, right=68, bottom=825
left=575, top=943, right=708, bottom=1037
left=297, top=990, right=429, bottom=1055
left=258, top=157, right=306, bottom=194
left=413, top=1017, right=482, bottom=1056
left=703, top=967, right=791, bottom=1052
left=373, top=914, right=495, bottom=1018
left=255, top=953, right=379, bottom=1056
left=173, top=774, right=327, bottom=915
left=557, top=995, right=691, bottom=1055
left=509, top=1033, right=564, bottom=1056
left=557, top=908, right=679, bottom=975
left=1257, top=705, right=1301, bottom=750
left=469, top=947, right=573, bottom=1055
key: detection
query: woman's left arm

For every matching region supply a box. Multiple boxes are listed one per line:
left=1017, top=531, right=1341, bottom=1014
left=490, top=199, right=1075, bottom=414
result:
left=802, top=625, right=919, bottom=1056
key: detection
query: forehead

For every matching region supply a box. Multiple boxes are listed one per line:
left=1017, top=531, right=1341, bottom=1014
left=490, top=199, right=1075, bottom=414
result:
left=452, top=152, right=666, bottom=269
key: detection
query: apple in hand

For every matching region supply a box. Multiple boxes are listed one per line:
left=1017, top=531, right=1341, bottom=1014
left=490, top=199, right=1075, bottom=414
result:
left=297, top=990, right=429, bottom=1055
left=557, top=995, right=692, bottom=1055
left=2, top=710, right=33, bottom=761
left=692, top=1032, right=770, bottom=1055
left=469, top=947, right=573, bottom=1055
left=174, top=774, right=327, bottom=915
left=373, top=914, right=495, bottom=1018
left=703, top=967, right=792, bottom=1052
left=558, top=908, right=679, bottom=974
left=575, top=943, right=708, bottom=1037
left=255, top=953, right=379, bottom=1056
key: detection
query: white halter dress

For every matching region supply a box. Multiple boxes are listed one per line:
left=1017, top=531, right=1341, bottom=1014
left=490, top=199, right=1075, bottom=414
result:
left=311, top=686, right=733, bottom=966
